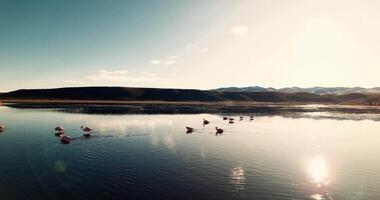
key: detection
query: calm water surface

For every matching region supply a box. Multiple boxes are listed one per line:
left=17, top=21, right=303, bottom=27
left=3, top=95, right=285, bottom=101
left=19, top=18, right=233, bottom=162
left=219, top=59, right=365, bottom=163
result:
left=0, top=106, right=380, bottom=200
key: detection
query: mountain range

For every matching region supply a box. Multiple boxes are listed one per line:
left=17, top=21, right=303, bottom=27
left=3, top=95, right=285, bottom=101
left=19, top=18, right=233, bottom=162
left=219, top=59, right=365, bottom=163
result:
left=2, top=86, right=380, bottom=105
left=215, top=86, right=380, bottom=95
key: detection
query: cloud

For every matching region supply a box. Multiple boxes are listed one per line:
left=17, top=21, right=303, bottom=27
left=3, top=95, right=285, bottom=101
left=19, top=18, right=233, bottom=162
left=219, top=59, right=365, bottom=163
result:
left=98, top=69, right=128, bottom=75
left=65, top=69, right=170, bottom=86
left=163, top=60, right=177, bottom=65
left=87, top=69, right=129, bottom=82
left=150, top=60, right=162, bottom=65
left=201, top=48, right=209, bottom=53
left=230, top=26, right=248, bottom=37
left=150, top=56, right=180, bottom=66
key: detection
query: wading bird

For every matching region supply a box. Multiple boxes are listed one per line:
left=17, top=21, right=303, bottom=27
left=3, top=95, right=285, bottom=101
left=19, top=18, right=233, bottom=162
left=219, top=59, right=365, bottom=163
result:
left=60, top=135, right=71, bottom=144
left=215, top=127, right=224, bottom=134
left=81, top=126, right=92, bottom=132
left=186, top=126, right=195, bottom=133
left=81, top=126, right=92, bottom=137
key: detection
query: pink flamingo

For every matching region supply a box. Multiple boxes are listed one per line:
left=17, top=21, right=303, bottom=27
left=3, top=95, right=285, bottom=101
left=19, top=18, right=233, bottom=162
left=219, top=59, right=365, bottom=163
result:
left=81, top=126, right=92, bottom=132
left=60, top=135, right=71, bottom=144
left=81, top=126, right=92, bottom=137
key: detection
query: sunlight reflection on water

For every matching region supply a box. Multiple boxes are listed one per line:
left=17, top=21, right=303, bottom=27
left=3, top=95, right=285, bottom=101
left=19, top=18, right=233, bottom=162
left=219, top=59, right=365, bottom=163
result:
left=307, top=157, right=335, bottom=200
left=1, top=107, right=380, bottom=199
left=231, top=166, right=245, bottom=191
left=308, top=157, right=329, bottom=187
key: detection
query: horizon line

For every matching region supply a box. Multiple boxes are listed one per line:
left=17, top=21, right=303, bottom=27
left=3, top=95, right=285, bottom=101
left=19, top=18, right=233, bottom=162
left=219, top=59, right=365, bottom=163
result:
left=2, top=85, right=380, bottom=93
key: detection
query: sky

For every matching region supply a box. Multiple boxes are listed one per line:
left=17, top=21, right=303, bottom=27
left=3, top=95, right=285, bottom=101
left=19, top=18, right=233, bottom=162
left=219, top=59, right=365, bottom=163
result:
left=1, top=0, right=380, bottom=91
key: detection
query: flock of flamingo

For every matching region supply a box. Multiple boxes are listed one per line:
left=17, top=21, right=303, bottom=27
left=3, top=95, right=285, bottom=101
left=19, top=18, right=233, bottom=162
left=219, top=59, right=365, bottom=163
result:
left=186, top=115, right=254, bottom=135
left=54, top=126, right=93, bottom=144
left=0, top=115, right=254, bottom=143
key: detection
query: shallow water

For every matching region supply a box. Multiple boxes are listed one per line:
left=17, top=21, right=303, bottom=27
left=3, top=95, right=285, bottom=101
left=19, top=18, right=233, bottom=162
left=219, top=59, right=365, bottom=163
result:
left=0, top=106, right=380, bottom=200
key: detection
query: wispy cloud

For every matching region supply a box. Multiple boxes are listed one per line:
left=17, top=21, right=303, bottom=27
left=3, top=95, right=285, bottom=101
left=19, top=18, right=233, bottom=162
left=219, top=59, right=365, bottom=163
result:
left=201, top=48, right=209, bottom=53
left=150, top=60, right=162, bottom=65
left=65, top=69, right=170, bottom=86
left=230, top=26, right=248, bottom=37
left=150, top=56, right=180, bottom=66
left=86, top=69, right=129, bottom=82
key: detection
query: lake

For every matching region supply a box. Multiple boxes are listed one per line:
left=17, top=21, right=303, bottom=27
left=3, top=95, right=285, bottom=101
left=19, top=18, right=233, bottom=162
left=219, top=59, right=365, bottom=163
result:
left=0, top=105, right=379, bottom=200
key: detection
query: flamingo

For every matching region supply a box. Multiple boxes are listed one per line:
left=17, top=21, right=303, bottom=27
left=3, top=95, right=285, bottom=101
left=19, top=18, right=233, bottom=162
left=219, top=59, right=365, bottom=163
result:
left=55, top=127, right=64, bottom=132
left=203, top=119, right=210, bottom=125
left=81, top=126, right=92, bottom=132
left=81, top=126, right=92, bottom=137
left=60, top=135, right=71, bottom=144
left=239, top=116, right=243, bottom=120
left=215, top=127, right=224, bottom=134
left=186, top=126, right=195, bottom=133
left=223, top=117, right=228, bottom=120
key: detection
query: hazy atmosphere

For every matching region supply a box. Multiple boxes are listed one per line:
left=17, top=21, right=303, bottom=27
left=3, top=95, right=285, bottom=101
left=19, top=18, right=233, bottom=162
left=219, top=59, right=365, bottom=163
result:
left=2, top=0, right=380, bottom=91
left=3, top=1, right=380, bottom=200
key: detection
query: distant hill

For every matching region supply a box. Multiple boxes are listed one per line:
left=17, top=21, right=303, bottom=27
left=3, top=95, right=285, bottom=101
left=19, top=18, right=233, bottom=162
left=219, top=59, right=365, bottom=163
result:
left=2, top=86, right=380, bottom=105
left=214, top=86, right=273, bottom=93
left=0, top=87, right=221, bottom=101
left=215, top=86, right=380, bottom=95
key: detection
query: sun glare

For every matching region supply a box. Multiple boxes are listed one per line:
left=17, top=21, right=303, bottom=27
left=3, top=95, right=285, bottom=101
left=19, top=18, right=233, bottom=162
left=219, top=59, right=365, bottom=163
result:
left=307, top=157, right=329, bottom=187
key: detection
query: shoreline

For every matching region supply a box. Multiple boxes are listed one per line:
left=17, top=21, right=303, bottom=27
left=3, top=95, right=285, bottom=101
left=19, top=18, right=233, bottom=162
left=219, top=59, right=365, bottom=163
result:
left=0, top=98, right=326, bottom=106
left=3, top=99, right=380, bottom=114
